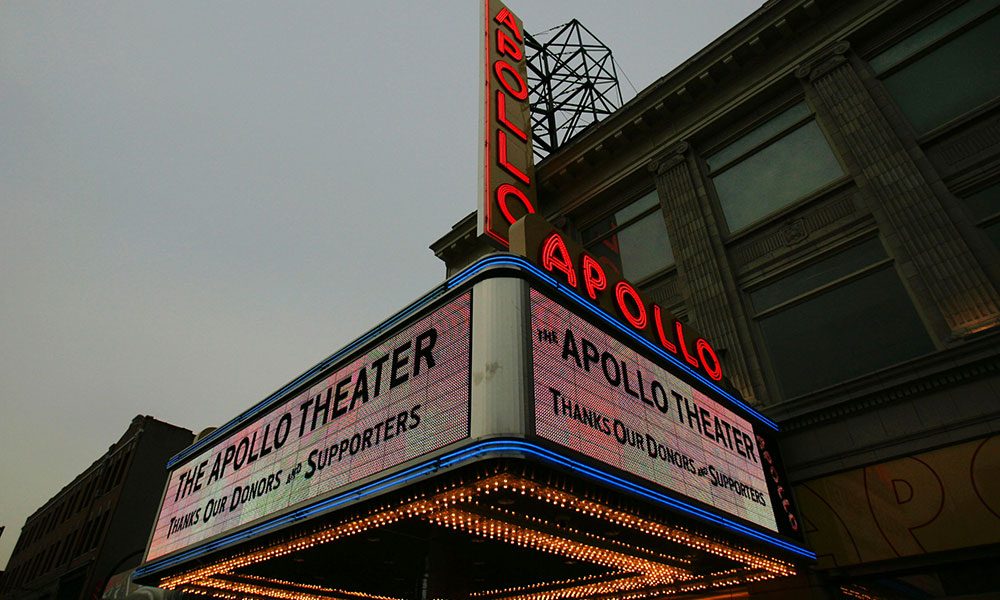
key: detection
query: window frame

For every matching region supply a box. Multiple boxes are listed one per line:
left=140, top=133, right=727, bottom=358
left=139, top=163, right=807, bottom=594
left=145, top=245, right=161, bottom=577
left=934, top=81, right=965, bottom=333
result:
left=703, top=100, right=849, bottom=235
left=955, top=178, right=1000, bottom=251
left=580, top=188, right=677, bottom=284
left=706, top=106, right=813, bottom=177
left=868, top=2, right=1000, bottom=141
left=744, top=233, right=933, bottom=399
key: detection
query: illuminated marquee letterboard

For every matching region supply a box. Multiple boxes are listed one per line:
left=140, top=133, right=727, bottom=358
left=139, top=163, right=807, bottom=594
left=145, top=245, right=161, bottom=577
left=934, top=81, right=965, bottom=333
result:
left=530, top=288, right=779, bottom=532
left=146, top=292, right=472, bottom=561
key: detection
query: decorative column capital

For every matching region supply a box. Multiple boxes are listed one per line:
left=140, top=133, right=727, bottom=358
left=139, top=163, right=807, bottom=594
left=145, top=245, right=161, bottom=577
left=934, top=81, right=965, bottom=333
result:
left=795, top=40, right=851, bottom=81
left=648, top=142, right=690, bottom=175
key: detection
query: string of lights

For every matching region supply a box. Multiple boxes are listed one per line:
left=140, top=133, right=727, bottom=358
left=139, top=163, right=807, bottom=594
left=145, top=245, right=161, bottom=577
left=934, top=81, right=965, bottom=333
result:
left=156, top=469, right=796, bottom=599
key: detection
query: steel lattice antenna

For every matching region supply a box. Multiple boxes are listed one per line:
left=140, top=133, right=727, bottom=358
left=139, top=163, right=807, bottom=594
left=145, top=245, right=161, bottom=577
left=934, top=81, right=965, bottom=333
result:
left=526, top=20, right=624, bottom=161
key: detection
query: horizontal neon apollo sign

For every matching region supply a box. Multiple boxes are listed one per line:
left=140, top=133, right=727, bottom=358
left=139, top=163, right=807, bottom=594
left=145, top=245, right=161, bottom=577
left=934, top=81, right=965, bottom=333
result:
left=512, top=215, right=724, bottom=384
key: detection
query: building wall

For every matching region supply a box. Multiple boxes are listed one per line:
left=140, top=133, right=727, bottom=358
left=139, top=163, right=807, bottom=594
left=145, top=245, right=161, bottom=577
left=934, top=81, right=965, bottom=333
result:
left=434, top=0, right=1000, bottom=595
left=1, top=416, right=193, bottom=600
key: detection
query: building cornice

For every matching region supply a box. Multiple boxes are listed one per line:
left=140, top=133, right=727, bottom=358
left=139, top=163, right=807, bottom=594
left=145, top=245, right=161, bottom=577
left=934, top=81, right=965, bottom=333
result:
left=535, top=0, right=839, bottom=185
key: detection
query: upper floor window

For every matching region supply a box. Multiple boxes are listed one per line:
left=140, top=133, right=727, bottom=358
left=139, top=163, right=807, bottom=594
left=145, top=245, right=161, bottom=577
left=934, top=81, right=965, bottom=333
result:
left=707, top=102, right=844, bottom=233
left=962, top=182, right=1000, bottom=248
left=871, top=0, right=1000, bottom=136
left=582, top=190, right=674, bottom=282
left=748, top=237, right=933, bottom=398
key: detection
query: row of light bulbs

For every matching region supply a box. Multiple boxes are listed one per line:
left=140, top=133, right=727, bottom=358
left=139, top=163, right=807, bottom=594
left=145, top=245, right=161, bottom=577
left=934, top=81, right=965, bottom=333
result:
left=159, top=471, right=795, bottom=599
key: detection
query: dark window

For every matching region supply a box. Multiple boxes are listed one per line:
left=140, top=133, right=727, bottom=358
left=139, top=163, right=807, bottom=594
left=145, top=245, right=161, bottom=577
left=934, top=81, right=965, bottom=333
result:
left=64, top=528, right=80, bottom=562
left=582, top=190, right=674, bottom=282
left=89, top=512, right=110, bottom=551
left=77, top=480, right=90, bottom=511
left=962, top=182, right=1000, bottom=249
left=112, top=453, right=128, bottom=487
left=707, top=102, right=844, bottom=232
left=58, top=534, right=70, bottom=565
left=750, top=238, right=934, bottom=398
left=75, top=520, right=92, bottom=556
left=29, top=553, right=40, bottom=580
left=45, top=543, right=58, bottom=573
left=872, top=0, right=1000, bottom=135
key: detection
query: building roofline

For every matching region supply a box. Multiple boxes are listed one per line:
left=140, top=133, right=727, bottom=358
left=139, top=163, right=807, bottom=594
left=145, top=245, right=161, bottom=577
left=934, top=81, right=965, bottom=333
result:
left=534, top=0, right=844, bottom=180
left=22, top=415, right=191, bottom=523
left=430, top=0, right=854, bottom=256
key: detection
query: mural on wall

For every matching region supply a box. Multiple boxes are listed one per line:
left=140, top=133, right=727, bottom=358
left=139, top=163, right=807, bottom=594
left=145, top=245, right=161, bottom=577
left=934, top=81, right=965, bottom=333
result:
left=796, top=435, right=1000, bottom=568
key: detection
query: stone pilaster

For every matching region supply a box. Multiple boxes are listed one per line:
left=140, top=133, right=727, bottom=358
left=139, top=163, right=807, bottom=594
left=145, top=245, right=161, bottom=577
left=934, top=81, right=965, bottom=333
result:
left=798, top=42, right=1000, bottom=339
left=650, top=144, right=764, bottom=404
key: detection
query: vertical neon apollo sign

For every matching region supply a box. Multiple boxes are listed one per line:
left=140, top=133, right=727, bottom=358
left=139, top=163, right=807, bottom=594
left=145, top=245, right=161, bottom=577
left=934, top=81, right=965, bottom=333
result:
left=477, top=3, right=723, bottom=386
left=479, top=0, right=537, bottom=248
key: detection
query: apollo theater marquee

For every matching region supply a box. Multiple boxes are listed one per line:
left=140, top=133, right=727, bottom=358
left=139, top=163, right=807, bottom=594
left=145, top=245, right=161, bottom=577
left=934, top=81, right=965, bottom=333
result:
left=133, top=2, right=813, bottom=597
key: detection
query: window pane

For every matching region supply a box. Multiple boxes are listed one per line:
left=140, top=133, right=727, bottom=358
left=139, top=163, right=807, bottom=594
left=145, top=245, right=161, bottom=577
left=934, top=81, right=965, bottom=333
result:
left=583, top=214, right=615, bottom=244
left=615, top=190, right=659, bottom=223
left=582, top=190, right=660, bottom=243
left=758, top=267, right=933, bottom=398
left=750, top=238, right=887, bottom=312
left=584, top=191, right=674, bottom=282
left=883, top=12, right=1000, bottom=135
left=963, top=182, right=1000, bottom=221
left=870, top=0, right=1000, bottom=74
left=984, top=221, right=1000, bottom=248
left=706, top=103, right=811, bottom=171
left=618, top=211, right=674, bottom=281
left=713, top=121, right=844, bottom=231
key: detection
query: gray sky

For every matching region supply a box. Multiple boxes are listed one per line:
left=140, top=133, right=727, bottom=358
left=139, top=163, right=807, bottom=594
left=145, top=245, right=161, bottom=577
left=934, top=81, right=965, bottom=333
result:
left=0, top=1, right=763, bottom=568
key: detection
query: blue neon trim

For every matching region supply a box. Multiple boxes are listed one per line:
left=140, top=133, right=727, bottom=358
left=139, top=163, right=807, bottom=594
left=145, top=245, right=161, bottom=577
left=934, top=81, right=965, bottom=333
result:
left=448, top=255, right=778, bottom=430
left=167, top=281, right=453, bottom=469
left=168, top=253, right=775, bottom=469
left=135, top=439, right=813, bottom=578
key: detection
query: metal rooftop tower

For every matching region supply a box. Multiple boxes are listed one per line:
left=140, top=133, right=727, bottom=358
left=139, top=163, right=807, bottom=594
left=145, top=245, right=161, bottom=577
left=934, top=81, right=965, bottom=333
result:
left=526, top=20, right=624, bottom=161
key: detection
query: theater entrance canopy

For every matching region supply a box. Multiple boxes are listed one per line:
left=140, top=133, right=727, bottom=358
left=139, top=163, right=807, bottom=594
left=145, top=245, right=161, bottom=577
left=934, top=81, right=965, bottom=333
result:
left=134, top=256, right=814, bottom=599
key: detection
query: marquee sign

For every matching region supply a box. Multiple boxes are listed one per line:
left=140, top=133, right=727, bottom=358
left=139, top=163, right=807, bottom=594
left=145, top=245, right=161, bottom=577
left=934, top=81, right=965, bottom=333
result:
left=510, top=216, right=802, bottom=537
left=145, top=293, right=472, bottom=561
left=137, top=261, right=809, bottom=582
left=532, top=288, right=778, bottom=532
left=479, top=0, right=537, bottom=249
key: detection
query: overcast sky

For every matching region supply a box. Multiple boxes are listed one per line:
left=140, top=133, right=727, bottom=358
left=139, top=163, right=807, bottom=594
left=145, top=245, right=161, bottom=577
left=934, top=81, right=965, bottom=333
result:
left=0, top=1, right=764, bottom=568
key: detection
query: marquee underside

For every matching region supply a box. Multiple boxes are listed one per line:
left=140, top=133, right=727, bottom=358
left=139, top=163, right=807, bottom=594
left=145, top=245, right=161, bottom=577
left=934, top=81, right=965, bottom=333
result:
left=150, top=459, right=796, bottom=600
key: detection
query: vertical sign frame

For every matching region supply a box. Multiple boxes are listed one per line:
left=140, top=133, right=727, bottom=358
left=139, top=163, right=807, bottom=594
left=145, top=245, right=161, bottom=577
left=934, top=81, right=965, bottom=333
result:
left=479, top=0, right=538, bottom=249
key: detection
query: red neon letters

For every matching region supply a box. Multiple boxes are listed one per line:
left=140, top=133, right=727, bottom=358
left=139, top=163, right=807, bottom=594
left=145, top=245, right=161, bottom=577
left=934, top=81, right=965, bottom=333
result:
left=493, top=7, right=522, bottom=41
left=483, top=0, right=536, bottom=248
left=581, top=255, right=607, bottom=301
left=496, top=184, right=534, bottom=225
left=538, top=231, right=724, bottom=382
left=541, top=232, right=577, bottom=288
left=496, top=92, right=527, bottom=141
left=498, top=130, right=530, bottom=184
left=615, top=282, right=648, bottom=330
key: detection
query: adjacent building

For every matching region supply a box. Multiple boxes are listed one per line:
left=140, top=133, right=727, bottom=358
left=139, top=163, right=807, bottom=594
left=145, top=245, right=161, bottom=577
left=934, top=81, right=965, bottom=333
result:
left=1, top=416, right=193, bottom=600
left=431, top=0, right=1000, bottom=596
